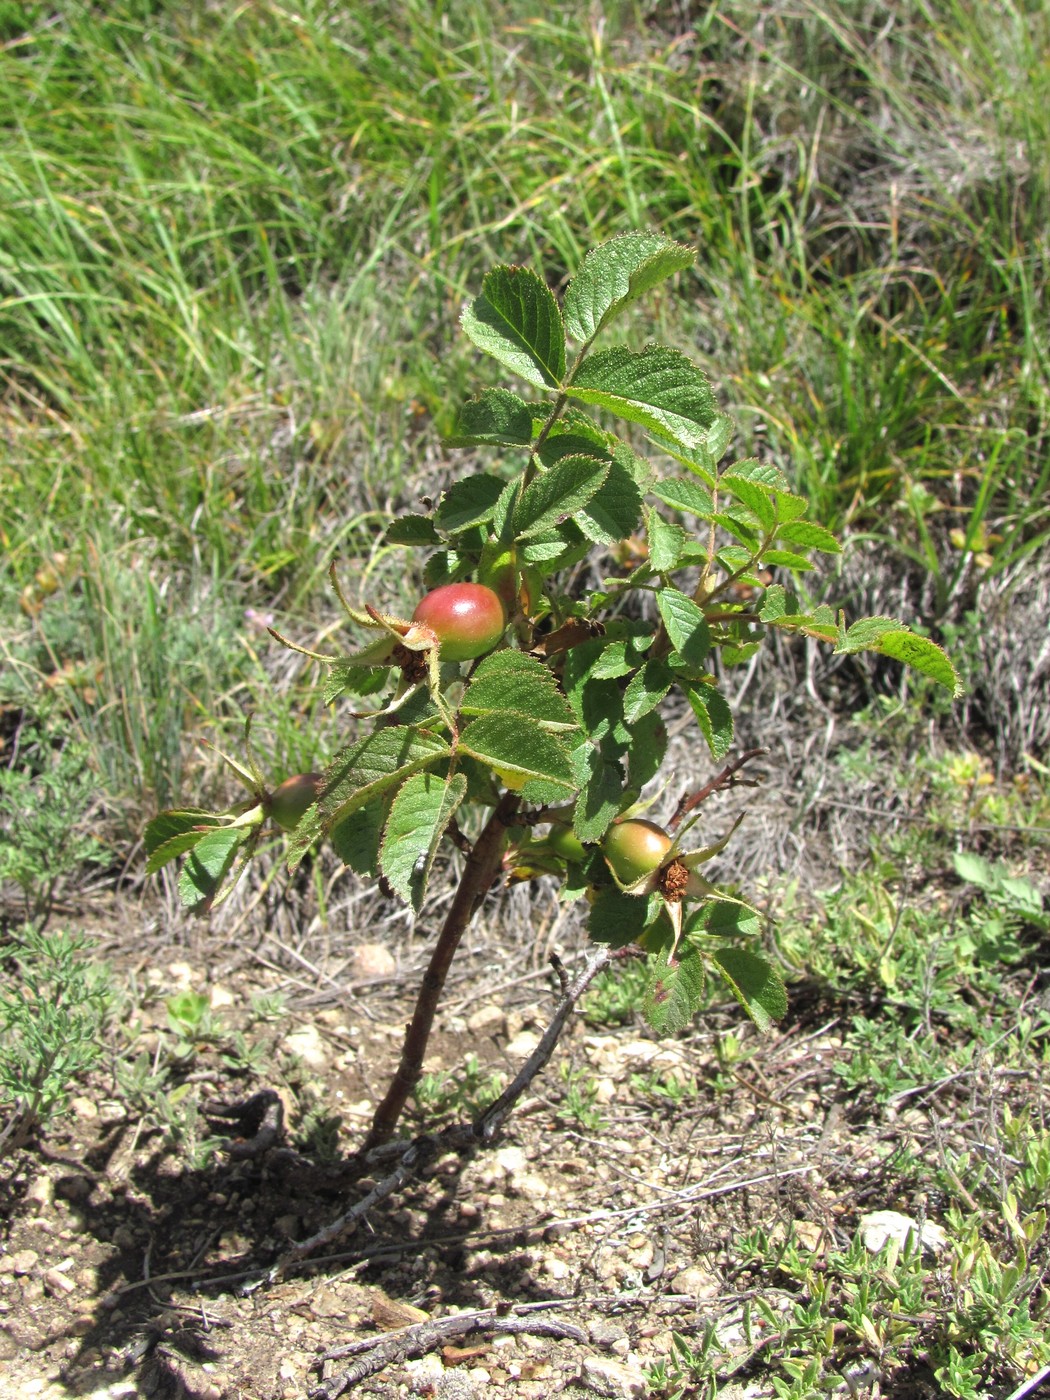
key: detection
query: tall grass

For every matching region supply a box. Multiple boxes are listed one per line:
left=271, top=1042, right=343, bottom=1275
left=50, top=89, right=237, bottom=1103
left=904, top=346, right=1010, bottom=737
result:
left=1, top=0, right=1047, bottom=820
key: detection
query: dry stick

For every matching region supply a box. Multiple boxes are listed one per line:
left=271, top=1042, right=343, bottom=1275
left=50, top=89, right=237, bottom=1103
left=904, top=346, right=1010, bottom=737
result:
left=310, top=1310, right=587, bottom=1399
left=273, top=945, right=613, bottom=1280
left=363, top=790, right=521, bottom=1151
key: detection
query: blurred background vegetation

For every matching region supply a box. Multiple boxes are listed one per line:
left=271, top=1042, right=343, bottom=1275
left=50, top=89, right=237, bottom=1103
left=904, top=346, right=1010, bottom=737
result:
left=1, top=0, right=1047, bottom=852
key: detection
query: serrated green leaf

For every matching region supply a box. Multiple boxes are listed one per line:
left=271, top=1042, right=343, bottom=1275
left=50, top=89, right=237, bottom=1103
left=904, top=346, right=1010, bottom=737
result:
left=576, top=456, right=645, bottom=544
left=837, top=615, right=905, bottom=651
left=459, top=713, right=576, bottom=792
left=569, top=346, right=718, bottom=453
left=682, top=681, right=734, bottom=759
left=588, top=884, right=663, bottom=948
left=330, top=799, right=389, bottom=877
left=712, top=947, right=787, bottom=1031
left=313, top=727, right=451, bottom=844
left=651, top=476, right=715, bottom=518
left=461, top=651, right=578, bottom=732
left=177, top=827, right=245, bottom=914
left=513, top=454, right=610, bottom=539
left=758, top=584, right=790, bottom=621
left=573, top=747, right=626, bottom=844
left=445, top=387, right=534, bottom=447
left=563, top=233, right=695, bottom=343
left=762, top=548, right=816, bottom=572
left=777, top=520, right=842, bottom=553
left=519, top=523, right=593, bottom=571
left=435, top=473, right=508, bottom=533
left=538, top=417, right=615, bottom=466
left=657, top=589, right=711, bottom=669
left=461, top=265, right=566, bottom=389
left=643, top=942, right=707, bottom=1034
left=588, top=641, right=632, bottom=679
left=861, top=628, right=962, bottom=695
left=624, top=658, right=673, bottom=723
left=144, top=809, right=224, bottom=858
left=146, top=823, right=225, bottom=876
left=720, top=472, right=777, bottom=530
left=648, top=511, right=687, bottom=571
left=685, top=900, right=761, bottom=940
left=323, top=661, right=391, bottom=705
left=563, top=638, right=624, bottom=736
left=627, top=710, right=668, bottom=791
left=380, top=773, right=467, bottom=912
left=384, top=514, right=441, bottom=546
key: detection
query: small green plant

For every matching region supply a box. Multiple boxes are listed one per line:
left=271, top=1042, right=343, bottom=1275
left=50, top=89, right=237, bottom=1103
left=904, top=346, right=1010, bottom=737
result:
left=413, top=1052, right=506, bottom=1121
left=953, top=850, right=1049, bottom=934
left=145, top=235, right=959, bottom=1149
left=556, top=1063, right=604, bottom=1131
left=0, top=926, right=112, bottom=1154
left=0, top=725, right=102, bottom=927
left=646, top=1323, right=731, bottom=1400
left=581, top=957, right=648, bottom=1026
left=630, top=1068, right=698, bottom=1105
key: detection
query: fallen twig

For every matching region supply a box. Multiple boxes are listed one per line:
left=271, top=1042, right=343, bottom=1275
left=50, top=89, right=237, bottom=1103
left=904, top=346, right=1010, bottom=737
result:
left=310, top=1305, right=587, bottom=1398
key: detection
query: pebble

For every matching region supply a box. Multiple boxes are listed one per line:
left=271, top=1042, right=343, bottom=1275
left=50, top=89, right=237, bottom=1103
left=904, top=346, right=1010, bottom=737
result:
left=466, top=1004, right=506, bottom=1037
left=25, top=1177, right=54, bottom=1208
left=579, top=1355, right=648, bottom=1398
left=670, top=1266, right=720, bottom=1299
left=4, top=1250, right=39, bottom=1277
left=350, top=942, right=396, bottom=979
left=283, top=1024, right=328, bottom=1068
left=44, top=1268, right=76, bottom=1296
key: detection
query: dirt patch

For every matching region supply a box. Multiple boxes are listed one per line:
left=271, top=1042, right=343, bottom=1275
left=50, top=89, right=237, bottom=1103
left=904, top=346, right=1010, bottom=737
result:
left=0, top=919, right=967, bottom=1400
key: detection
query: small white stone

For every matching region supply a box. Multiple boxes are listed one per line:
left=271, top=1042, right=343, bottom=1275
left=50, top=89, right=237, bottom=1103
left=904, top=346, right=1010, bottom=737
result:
left=579, top=1355, right=647, bottom=1398
left=350, top=943, right=396, bottom=979
left=504, top=1030, right=540, bottom=1058
left=283, top=1024, right=328, bottom=1068
left=860, top=1210, right=947, bottom=1256
left=493, top=1145, right=528, bottom=1176
left=467, top=1004, right=506, bottom=1037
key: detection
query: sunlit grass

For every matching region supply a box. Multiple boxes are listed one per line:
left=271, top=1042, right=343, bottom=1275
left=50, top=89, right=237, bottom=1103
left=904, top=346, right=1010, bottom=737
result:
left=1, top=0, right=1047, bottom=818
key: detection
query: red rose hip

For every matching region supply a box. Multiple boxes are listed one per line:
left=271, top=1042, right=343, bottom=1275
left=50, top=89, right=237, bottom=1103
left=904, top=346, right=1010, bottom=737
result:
left=411, top=583, right=506, bottom=662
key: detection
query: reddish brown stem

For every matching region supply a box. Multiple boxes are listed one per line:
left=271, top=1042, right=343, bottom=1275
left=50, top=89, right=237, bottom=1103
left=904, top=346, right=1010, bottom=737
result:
left=362, top=791, right=520, bottom=1150
left=669, top=747, right=769, bottom=830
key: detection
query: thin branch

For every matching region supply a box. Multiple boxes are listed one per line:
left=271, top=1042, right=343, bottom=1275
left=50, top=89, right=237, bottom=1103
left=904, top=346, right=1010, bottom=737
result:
left=670, top=748, right=769, bottom=829
left=272, top=946, right=613, bottom=1279
left=362, top=790, right=521, bottom=1150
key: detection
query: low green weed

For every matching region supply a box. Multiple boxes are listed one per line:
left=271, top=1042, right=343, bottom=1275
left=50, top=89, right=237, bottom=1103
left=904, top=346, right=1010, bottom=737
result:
left=581, top=958, right=648, bottom=1027
left=556, top=1064, right=605, bottom=1132
left=0, top=926, right=112, bottom=1153
left=413, top=1053, right=506, bottom=1122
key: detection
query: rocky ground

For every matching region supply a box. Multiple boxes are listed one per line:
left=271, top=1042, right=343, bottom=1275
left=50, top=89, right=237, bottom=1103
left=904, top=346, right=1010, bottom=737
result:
left=0, top=890, right=995, bottom=1400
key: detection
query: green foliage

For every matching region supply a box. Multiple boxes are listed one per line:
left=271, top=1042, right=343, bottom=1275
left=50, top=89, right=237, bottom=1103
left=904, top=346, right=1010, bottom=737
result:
left=0, top=720, right=102, bottom=926
left=0, top=927, right=112, bottom=1154
left=148, top=236, right=959, bottom=1040
left=413, top=1053, right=506, bottom=1122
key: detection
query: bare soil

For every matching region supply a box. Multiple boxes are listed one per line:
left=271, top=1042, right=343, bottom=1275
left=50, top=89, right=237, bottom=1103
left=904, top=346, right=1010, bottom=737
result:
left=0, top=873, right=1013, bottom=1400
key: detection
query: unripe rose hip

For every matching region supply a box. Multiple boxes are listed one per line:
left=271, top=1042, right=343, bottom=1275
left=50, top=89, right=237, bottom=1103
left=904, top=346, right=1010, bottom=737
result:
left=269, top=772, right=323, bottom=832
left=411, top=582, right=506, bottom=662
left=601, top=818, right=673, bottom=891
